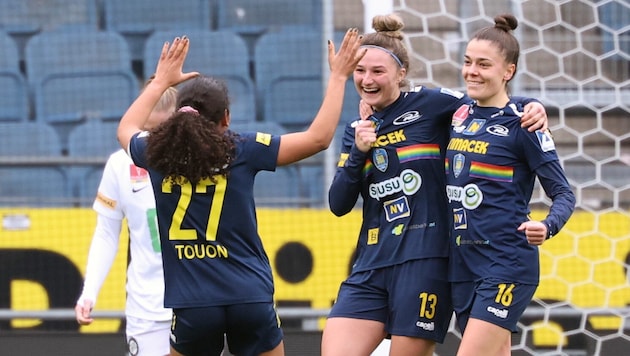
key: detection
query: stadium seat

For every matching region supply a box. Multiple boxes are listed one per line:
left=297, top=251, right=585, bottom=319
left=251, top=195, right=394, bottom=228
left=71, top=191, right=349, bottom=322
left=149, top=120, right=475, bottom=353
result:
left=254, top=30, right=361, bottom=131
left=0, top=122, right=69, bottom=206
left=66, top=120, right=120, bottom=206
left=289, top=122, right=351, bottom=208
left=254, top=30, right=324, bottom=130
left=216, top=0, right=321, bottom=51
left=0, top=122, right=62, bottom=156
left=224, top=121, right=302, bottom=207
left=0, top=167, right=70, bottom=206
left=144, top=30, right=256, bottom=123
left=0, top=0, right=98, bottom=60
left=0, top=31, right=29, bottom=121
left=229, top=121, right=287, bottom=136
left=103, top=0, right=211, bottom=60
left=254, top=166, right=303, bottom=208
left=24, top=30, right=139, bottom=151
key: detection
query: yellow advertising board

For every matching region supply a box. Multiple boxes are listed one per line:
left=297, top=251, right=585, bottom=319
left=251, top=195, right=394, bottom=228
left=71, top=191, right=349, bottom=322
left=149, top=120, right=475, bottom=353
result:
left=1, top=208, right=629, bottom=339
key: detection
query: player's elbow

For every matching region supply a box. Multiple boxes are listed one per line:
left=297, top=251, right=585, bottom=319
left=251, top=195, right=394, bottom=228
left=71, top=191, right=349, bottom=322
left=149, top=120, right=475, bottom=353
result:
left=329, top=200, right=352, bottom=217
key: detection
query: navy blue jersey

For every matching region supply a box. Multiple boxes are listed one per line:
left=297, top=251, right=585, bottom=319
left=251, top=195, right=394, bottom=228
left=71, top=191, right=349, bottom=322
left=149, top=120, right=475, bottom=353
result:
left=445, top=101, right=575, bottom=284
left=129, top=130, right=281, bottom=308
left=329, top=87, right=468, bottom=272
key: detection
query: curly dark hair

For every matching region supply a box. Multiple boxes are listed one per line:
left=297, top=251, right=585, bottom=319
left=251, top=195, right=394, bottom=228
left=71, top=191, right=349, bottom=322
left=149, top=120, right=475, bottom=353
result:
left=146, top=76, right=236, bottom=185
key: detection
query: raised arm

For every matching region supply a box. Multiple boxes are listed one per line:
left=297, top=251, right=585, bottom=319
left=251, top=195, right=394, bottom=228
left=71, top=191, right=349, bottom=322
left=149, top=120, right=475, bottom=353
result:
left=117, top=36, right=199, bottom=151
left=276, top=28, right=366, bottom=166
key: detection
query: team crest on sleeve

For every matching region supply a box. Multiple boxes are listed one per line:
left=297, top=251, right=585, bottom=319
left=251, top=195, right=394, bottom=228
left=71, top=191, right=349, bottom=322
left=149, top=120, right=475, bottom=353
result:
left=255, top=132, right=272, bottom=146
left=536, top=130, right=556, bottom=152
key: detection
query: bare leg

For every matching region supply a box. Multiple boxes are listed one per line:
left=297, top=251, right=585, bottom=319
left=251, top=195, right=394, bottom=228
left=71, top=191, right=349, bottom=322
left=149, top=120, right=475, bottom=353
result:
left=389, top=335, right=436, bottom=356
left=457, top=318, right=511, bottom=356
left=321, top=317, right=387, bottom=356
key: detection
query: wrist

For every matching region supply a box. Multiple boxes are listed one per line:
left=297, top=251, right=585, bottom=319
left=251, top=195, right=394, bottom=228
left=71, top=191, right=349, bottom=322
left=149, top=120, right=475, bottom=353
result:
left=544, top=221, right=554, bottom=239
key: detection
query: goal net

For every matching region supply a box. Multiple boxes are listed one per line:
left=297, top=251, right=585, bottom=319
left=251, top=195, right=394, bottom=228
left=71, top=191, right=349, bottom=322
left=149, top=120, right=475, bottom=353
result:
left=343, top=0, right=629, bottom=354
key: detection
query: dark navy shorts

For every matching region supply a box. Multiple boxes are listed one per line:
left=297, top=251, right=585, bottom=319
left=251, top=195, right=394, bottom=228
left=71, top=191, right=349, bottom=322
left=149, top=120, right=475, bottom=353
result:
left=452, top=278, right=537, bottom=333
left=170, top=302, right=283, bottom=356
left=328, top=258, right=452, bottom=343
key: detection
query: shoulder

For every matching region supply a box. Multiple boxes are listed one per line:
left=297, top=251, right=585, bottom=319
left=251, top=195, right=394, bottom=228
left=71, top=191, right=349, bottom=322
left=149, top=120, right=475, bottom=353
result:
left=412, top=85, right=466, bottom=100
left=109, top=149, right=131, bottom=162
left=103, top=149, right=132, bottom=170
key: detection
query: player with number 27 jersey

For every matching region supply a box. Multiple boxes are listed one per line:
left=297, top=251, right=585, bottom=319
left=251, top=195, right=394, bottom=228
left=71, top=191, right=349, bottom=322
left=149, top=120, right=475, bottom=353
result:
left=129, top=130, right=280, bottom=308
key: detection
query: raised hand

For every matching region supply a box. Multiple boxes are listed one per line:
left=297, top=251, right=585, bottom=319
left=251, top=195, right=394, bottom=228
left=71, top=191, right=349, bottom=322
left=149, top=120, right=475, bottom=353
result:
left=328, top=28, right=366, bottom=79
left=153, top=36, right=200, bottom=88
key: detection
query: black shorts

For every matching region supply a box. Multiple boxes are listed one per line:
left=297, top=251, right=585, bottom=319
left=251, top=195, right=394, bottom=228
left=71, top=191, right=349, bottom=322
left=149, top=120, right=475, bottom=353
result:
left=452, top=278, right=537, bottom=333
left=328, top=258, right=452, bottom=343
left=170, top=302, right=283, bottom=356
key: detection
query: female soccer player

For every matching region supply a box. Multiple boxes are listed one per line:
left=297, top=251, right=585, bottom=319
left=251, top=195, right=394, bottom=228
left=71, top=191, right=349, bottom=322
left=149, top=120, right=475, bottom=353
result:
left=446, top=14, right=575, bottom=356
left=117, top=30, right=365, bottom=356
left=76, top=81, right=177, bottom=356
left=322, top=14, right=548, bottom=356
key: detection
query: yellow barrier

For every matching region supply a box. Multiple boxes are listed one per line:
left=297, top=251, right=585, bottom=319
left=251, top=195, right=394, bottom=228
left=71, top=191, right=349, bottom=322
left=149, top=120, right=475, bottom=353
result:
left=1, top=208, right=629, bottom=336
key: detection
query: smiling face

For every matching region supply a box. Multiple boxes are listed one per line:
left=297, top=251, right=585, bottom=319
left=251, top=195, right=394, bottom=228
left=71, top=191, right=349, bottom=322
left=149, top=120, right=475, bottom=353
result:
left=462, top=38, right=516, bottom=108
left=353, top=48, right=406, bottom=111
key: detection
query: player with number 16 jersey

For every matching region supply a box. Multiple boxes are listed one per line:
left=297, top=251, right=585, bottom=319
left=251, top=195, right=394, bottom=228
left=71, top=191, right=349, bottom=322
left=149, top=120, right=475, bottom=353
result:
left=445, top=100, right=575, bottom=331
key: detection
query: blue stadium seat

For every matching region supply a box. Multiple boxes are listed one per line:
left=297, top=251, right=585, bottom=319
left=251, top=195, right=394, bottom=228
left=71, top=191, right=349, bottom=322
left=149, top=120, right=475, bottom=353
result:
left=0, top=0, right=98, bottom=59
left=254, top=29, right=361, bottom=130
left=0, top=122, right=69, bottom=206
left=25, top=30, right=139, bottom=151
left=0, top=167, right=70, bottom=206
left=216, top=0, right=321, bottom=51
left=254, top=30, right=324, bottom=130
left=144, top=30, right=256, bottom=123
left=254, top=167, right=302, bottom=208
left=66, top=120, right=120, bottom=206
left=289, top=122, right=351, bottom=208
left=0, top=122, right=62, bottom=156
left=0, top=31, right=29, bottom=121
left=104, top=0, right=211, bottom=60
left=227, top=121, right=303, bottom=207
left=229, top=121, right=287, bottom=136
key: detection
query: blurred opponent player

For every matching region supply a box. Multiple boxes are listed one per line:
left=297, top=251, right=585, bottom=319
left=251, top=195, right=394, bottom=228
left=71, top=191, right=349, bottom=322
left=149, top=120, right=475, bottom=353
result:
left=75, top=81, right=177, bottom=356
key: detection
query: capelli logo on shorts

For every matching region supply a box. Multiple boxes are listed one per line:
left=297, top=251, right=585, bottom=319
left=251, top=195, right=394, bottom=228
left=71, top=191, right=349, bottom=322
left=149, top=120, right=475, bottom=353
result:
left=416, top=321, right=435, bottom=331
left=487, top=306, right=508, bottom=319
